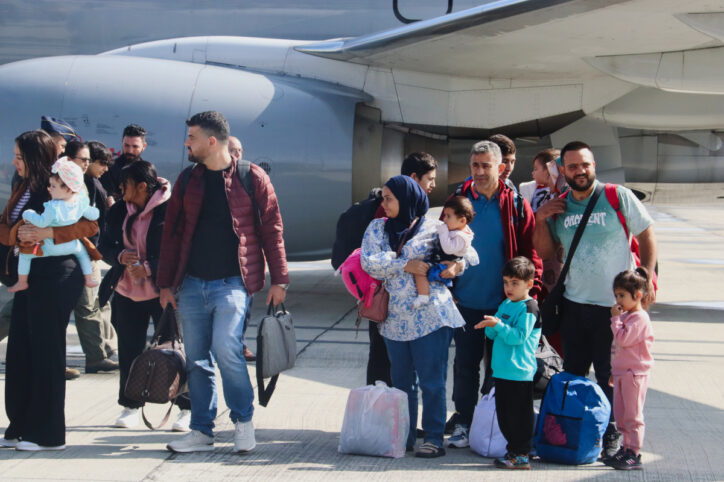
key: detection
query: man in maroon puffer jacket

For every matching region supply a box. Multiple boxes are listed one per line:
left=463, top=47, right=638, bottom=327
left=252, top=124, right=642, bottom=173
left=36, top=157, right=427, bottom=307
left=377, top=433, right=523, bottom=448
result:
left=159, top=111, right=289, bottom=455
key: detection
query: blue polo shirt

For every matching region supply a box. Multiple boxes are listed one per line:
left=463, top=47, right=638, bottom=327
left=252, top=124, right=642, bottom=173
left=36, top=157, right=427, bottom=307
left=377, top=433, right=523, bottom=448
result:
left=453, top=190, right=505, bottom=310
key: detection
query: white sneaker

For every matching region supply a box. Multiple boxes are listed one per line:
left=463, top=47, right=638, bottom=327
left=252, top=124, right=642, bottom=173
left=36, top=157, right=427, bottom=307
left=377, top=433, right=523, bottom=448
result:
left=234, top=420, right=256, bottom=453
left=0, top=437, right=19, bottom=448
left=15, top=441, right=65, bottom=451
left=172, top=410, right=191, bottom=432
left=114, top=407, right=140, bottom=428
left=166, top=430, right=214, bottom=453
left=446, top=424, right=470, bottom=448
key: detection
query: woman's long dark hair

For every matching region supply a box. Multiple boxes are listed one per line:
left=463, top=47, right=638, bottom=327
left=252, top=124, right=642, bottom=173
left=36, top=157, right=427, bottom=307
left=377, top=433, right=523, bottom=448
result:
left=15, top=130, right=55, bottom=193
left=121, top=160, right=161, bottom=244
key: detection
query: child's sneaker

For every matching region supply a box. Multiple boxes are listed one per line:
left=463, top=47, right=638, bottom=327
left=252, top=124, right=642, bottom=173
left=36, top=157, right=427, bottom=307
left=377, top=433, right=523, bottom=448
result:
left=610, top=449, right=642, bottom=470
left=412, top=295, right=430, bottom=309
left=494, top=452, right=531, bottom=470
left=603, top=446, right=626, bottom=466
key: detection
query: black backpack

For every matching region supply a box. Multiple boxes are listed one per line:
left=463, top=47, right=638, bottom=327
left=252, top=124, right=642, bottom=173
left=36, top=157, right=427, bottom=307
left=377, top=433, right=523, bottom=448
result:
left=330, top=188, right=383, bottom=271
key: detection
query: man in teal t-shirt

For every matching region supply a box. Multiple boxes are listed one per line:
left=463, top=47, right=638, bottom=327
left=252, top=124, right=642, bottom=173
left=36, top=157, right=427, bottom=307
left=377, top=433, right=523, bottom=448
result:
left=533, top=141, right=657, bottom=460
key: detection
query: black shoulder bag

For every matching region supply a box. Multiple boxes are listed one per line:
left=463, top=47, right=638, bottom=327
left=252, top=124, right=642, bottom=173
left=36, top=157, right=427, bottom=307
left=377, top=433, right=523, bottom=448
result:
left=541, top=184, right=603, bottom=336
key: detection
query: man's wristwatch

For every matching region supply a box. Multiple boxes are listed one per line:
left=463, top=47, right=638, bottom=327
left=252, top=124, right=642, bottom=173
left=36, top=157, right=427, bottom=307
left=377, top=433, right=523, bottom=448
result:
left=276, top=283, right=289, bottom=290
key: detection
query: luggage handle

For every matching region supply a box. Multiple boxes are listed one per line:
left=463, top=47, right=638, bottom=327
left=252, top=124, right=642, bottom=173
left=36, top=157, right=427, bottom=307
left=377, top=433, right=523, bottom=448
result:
left=266, top=302, right=288, bottom=315
left=150, top=305, right=183, bottom=349
left=141, top=398, right=177, bottom=430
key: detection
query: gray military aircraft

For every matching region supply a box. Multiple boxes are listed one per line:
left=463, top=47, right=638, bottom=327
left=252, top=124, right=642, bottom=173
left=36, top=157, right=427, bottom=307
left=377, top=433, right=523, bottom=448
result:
left=2, top=0, right=724, bottom=260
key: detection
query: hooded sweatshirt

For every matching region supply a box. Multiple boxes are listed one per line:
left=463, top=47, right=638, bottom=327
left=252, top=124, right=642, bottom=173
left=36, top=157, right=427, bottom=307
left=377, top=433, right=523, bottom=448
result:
left=115, top=178, right=170, bottom=301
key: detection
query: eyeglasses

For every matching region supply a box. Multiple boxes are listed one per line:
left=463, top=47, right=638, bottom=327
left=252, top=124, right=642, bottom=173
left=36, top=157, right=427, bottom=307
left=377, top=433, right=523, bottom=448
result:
left=74, top=157, right=91, bottom=163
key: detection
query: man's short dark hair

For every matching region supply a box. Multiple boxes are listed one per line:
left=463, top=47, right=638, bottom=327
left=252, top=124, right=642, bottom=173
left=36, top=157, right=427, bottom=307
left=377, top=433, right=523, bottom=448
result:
left=401, top=152, right=437, bottom=178
left=560, top=141, right=592, bottom=164
left=443, top=196, right=475, bottom=224
left=489, top=134, right=516, bottom=156
left=186, top=111, right=230, bottom=143
left=502, top=256, right=535, bottom=281
left=122, top=123, right=146, bottom=139
left=87, top=140, right=114, bottom=167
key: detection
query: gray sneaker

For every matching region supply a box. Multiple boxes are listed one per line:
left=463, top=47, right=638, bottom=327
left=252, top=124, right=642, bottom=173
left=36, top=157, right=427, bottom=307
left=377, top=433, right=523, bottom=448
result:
left=167, top=430, right=214, bottom=453
left=234, top=420, right=256, bottom=453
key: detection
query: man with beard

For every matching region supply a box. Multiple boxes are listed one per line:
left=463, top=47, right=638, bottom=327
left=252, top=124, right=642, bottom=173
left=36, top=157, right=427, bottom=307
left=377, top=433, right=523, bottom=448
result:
left=533, top=140, right=657, bottom=459
left=444, top=140, right=543, bottom=449
left=100, top=124, right=148, bottom=204
left=159, top=111, right=288, bottom=453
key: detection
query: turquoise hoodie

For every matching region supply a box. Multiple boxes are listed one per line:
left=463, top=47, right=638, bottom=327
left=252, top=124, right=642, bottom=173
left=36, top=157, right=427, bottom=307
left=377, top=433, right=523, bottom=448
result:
left=485, top=297, right=541, bottom=382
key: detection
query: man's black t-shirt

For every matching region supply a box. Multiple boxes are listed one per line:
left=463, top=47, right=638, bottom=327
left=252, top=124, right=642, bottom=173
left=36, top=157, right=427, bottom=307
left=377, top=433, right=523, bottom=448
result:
left=187, top=168, right=242, bottom=280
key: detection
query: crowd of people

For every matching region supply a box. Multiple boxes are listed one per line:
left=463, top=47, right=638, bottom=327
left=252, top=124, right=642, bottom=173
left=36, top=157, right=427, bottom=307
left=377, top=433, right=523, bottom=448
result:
left=355, top=136, right=656, bottom=470
left=0, top=113, right=657, bottom=471
left=0, top=111, right=288, bottom=453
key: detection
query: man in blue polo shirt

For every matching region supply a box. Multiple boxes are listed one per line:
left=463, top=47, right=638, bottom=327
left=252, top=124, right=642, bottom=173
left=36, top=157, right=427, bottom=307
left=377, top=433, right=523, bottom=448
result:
left=445, top=140, right=543, bottom=448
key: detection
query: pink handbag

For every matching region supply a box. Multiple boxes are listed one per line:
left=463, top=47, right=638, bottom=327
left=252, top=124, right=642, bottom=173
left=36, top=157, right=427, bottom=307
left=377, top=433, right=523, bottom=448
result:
left=358, top=284, right=389, bottom=323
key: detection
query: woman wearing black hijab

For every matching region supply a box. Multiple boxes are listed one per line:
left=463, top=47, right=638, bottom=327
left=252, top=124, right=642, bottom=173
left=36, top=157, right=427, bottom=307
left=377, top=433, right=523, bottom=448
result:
left=361, top=175, right=467, bottom=458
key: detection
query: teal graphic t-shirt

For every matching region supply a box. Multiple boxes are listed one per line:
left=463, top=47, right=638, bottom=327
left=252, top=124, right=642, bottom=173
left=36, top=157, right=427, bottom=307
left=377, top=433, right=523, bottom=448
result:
left=547, top=181, right=653, bottom=306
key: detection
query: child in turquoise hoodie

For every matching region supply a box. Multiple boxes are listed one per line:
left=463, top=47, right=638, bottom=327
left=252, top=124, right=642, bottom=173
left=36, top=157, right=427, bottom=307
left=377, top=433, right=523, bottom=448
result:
left=475, top=256, right=541, bottom=470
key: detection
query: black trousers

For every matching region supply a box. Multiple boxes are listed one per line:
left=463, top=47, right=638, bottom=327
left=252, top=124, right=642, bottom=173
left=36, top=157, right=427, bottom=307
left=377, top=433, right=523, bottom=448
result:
left=4, top=256, right=83, bottom=447
left=452, top=305, right=496, bottom=426
left=494, top=378, right=534, bottom=455
left=560, top=297, right=615, bottom=424
left=110, top=292, right=190, bottom=410
left=367, top=320, right=392, bottom=386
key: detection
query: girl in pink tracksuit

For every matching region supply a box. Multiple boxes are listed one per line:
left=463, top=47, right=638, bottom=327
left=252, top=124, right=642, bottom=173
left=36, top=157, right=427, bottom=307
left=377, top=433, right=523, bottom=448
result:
left=606, top=267, right=655, bottom=470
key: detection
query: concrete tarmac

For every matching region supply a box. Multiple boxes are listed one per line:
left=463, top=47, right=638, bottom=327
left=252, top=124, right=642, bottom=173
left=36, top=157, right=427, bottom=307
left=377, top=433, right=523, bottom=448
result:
left=1, top=202, right=723, bottom=481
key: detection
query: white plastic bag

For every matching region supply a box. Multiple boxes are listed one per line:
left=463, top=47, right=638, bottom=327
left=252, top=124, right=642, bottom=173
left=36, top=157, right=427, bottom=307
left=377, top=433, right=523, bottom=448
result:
left=338, top=381, right=409, bottom=458
left=469, top=387, right=507, bottom=458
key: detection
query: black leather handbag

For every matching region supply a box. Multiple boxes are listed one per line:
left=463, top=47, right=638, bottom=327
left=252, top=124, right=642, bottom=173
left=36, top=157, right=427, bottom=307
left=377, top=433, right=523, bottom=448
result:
left=533, top=336, right=564, bottom=399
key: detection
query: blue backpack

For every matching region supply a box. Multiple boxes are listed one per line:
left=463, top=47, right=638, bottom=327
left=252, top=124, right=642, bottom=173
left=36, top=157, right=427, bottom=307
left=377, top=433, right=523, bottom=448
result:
left=533, top=372, right=611, bottom=465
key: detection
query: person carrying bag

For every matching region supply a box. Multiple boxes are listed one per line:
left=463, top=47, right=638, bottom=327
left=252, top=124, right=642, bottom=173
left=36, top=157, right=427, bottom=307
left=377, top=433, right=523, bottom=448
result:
left=541, top=184, right=604, bottom=336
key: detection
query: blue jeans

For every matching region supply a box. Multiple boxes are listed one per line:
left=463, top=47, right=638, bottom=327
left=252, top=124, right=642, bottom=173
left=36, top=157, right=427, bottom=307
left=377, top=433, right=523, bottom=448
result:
left=177, top=275, right=253, bottom=436
left=384, top=327, right=453, bottom=448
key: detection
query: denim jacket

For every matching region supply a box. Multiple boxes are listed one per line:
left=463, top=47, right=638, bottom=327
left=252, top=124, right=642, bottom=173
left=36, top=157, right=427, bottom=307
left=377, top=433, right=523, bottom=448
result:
left=361, top=217, right=470, bottom=341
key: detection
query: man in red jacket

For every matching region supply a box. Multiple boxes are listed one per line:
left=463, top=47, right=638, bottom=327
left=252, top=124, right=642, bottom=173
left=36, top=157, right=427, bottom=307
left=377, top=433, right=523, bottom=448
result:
left=445, top=140, right=543, bottom=449
left=159, top=111, right=289, bottom=454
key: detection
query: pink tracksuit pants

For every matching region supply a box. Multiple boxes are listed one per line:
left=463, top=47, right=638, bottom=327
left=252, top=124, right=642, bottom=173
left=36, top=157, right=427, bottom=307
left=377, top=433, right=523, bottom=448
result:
left=613, top=371, right=649, bottom=453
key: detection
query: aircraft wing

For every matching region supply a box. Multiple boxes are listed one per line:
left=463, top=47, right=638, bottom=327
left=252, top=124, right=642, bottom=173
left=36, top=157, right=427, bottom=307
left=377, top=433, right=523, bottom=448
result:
left=296, top=0, right=720, bottom=82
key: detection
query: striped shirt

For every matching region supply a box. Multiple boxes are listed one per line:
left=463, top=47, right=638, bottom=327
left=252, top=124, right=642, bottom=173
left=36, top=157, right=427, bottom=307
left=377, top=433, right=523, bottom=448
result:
left=10, top=188, right=31, bottom=223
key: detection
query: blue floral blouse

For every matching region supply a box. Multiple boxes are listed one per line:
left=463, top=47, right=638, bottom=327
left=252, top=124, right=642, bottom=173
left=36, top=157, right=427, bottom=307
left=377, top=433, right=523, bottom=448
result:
left=361, top=217, right=473, bottom=342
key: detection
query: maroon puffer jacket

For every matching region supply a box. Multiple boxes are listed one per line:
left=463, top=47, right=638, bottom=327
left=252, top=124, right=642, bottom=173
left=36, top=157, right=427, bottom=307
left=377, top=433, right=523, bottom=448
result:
left=156, top=160, right=289, bottom=294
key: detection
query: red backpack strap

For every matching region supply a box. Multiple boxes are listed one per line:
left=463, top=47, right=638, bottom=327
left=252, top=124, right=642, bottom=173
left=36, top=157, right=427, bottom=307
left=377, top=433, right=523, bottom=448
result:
left=605, top=183, right=629, bottom=238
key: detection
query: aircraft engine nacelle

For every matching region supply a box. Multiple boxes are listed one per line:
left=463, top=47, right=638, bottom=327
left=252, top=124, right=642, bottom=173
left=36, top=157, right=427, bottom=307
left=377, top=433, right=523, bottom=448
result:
left=0, top=55, right=367, bottom=260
